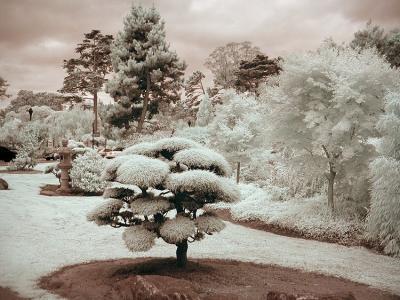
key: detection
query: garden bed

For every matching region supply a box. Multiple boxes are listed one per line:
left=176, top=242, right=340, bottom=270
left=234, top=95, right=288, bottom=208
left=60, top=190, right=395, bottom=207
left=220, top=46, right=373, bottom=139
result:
left=210, top=208, right=375, bottom=249
left=0, top=287, right=26, bottom=300
left=39, top=258, right=399, bottom=300
left=39, top=184, right=102, bottom=196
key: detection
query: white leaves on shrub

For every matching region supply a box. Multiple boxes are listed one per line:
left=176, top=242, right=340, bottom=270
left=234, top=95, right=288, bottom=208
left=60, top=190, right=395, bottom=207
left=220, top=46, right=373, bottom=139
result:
left=103, top=182, right=141, bottom=199
left=121, top=142, right=158, bottom=157
left=70, top=150, right=106, bottom=193
left=154, top=137, right=202, bottom=155
left=195, top=213, right=225, bottom=234
left=165, top=170, right=239, bottom=203
left=173, top=148, right=232, bottom=176
left=87, top=199, right=124, bottom=225
left=101, top=155, right=126, bottom=181
left=122, top=226, right=157, bottom=252
left=122, top=137, right=202, bottom=159
left=130, top=197, right=172, bottom=216
left=160, top=216, right=196, bottom=244
left=116, top=155, right=170, bottom=188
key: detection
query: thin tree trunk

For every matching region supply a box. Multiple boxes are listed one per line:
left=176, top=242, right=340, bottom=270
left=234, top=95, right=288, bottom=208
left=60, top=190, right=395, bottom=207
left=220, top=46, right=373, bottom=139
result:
left=137, top=72, right=151, bottom=133
left=327, top=169, right=336, bottom=212
left=199, top=79, right=206, bottom=95
left=236, top=161, right=240, bottom=184
left=322, top=145, right=336, bottom=212
left=93, top=91, right=98, bottom=135
left=176, top=240, right=188, bottom=268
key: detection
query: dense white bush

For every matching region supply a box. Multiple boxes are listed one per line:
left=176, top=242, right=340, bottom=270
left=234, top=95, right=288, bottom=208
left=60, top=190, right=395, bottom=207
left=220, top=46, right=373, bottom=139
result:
left=366, top=91, right=400, bottom=257
left=70, top=150, right=107, bottom=193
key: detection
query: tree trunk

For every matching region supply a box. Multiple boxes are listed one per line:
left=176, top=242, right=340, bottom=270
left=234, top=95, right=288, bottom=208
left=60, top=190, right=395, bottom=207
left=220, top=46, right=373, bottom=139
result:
left=236, top=161, right=240, bottom=184
left=176, top=240, right=188, bottom=268
left=327, top=169, right=336, bottom=212
left=137, top=72, right=151, bottom=133
left=93, top=91, right=98, bottom=135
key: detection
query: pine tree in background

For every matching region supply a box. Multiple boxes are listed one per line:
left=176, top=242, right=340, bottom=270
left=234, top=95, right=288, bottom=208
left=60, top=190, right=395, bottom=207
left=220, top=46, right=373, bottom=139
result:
left=106, top=5, right=186, bottom=133
left=234, top=54, right=281, bottom=95
left=87, top=137, right=238, bottom=267
left=205, top=41, right=261, bottom=90
left=183, top=71, right=206, bottom=117
left=60, top=30, right=113, bottom=135
left=366, top=91, right=400, bottom=257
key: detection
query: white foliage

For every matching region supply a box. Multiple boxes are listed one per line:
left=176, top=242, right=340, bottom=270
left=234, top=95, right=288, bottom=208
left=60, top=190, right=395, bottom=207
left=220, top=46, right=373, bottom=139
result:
left=209, top=89, right=264, bottom=164
left=154, top=137, right=202, bottom=157
left=160, top=216, right=195, bottom=244
left=130, top=197, right=171, bottom=216
left=165, top=170, right=239, bottom=203
left=70, top=150, right=107, bottom=193
left=116, top=154, right=170, bottom=188
left=261, top=45, right=400, bottom=205
left=228, top=184, right=362, bottom=243
left=173, top=148, right=232, bottom=176
left=101, top=155, right=127, bottom=181
left=122, top=226, right=157, bottom=252
left=121, top=137, right=202, bottom=159
left=195, top=213, right=225, bottom=233
left=175, top=126, right=210, bottom=146
left=103, top=182, right=141, bottom=199
left=121, top=142, right=159, bottom=157
left=87, top=199, right=124, bottom=225
left=366, top=91, right=400, bottom=257
left=196, top=93, right=213, bottom=126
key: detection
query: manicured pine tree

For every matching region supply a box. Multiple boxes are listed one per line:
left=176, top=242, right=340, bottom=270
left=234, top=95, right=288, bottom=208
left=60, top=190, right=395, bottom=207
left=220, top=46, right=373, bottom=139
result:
left=183, top=71, right=206, bottom=117
left=87, top=137, right=238, bottom=267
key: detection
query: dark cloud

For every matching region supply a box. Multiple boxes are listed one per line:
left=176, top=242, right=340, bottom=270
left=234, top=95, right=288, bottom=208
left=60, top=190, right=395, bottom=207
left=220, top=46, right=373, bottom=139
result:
left=0, top=0, right=399, bottom=98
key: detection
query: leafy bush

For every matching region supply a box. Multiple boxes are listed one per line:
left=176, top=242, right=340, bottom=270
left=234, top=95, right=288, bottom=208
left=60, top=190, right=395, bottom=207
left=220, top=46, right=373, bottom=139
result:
left=70, top=150, right=107, bottom=193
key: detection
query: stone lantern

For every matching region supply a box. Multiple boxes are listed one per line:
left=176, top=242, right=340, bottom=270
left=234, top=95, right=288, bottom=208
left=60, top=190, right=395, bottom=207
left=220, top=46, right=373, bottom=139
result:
left=57, top=139, right=72, bottom=193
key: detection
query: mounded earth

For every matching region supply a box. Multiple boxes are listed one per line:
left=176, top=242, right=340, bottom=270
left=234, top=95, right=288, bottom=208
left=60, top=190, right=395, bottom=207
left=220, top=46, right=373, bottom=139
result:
left=39, top=258, right=400, bottom=300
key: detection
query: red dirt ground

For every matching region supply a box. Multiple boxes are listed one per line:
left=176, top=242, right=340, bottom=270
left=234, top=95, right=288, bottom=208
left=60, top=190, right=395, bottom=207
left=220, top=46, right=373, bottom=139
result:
left=39, top=184, right=102, bottom=196
left=0, top=287, right=26, bottom=300
left=39, top=258, right=400, bottom=300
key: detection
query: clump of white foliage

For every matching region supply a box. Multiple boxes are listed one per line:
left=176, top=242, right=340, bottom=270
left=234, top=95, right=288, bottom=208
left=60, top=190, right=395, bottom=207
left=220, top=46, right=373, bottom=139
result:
left=87, top=137, right=238, bottom=267
left=210, top=183, right=363, bottom=245
left=7, top=123, right=43, bottom=170
left=366, top=91, right=400, bottom=257
left=196, top=94, right=214, bottom=126
left=70, top=150, right=107, bottom=193
left=209, top=89, right=264, bottom=165
left=260, top=44, right=400, bottom=211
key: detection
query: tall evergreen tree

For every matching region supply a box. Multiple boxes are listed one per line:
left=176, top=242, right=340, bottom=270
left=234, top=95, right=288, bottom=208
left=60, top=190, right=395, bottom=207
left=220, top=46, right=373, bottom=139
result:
left=234, top=54, right=281, bottom=95
left=106, top=5, right=186, bottom=132
left=60, top=30, right=113, bottom=135
left=183, top=71, right=206, bottom=117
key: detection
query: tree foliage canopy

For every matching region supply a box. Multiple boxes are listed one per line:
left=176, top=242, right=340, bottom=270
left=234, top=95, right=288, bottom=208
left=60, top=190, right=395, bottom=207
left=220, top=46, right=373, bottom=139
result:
left=106, top=5, right=186, bottom=132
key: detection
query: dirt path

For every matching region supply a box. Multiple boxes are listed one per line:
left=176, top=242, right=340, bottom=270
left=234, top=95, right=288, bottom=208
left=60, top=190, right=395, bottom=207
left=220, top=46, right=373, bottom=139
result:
left=40, top=258, right=400, bottom=300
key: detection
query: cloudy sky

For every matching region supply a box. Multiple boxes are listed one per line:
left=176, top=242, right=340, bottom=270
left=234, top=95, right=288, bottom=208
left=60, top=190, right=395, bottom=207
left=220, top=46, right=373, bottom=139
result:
left=0, top=0, right=399, bottom=102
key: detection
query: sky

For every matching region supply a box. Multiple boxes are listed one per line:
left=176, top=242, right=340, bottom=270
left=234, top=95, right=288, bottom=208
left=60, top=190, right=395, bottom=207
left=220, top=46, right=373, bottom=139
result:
left=0, top=0, right=399, bottom=104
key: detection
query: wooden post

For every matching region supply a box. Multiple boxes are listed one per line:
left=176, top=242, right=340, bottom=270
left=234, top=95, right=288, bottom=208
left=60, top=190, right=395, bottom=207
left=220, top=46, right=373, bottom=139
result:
left=236, top=162, right=240, bottom=184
